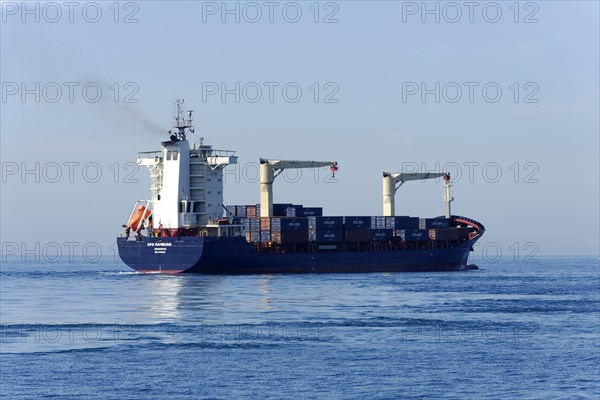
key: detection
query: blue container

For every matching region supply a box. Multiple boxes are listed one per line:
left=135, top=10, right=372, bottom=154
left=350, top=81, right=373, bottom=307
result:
left=273, top=203, right=295, bottom=217
left=398, top=229, right=429, bottom=241
left=226, top=205, right=237, bottom=217
left=271, top=217, right=309, bottom=232
left=371, top=229, right=393, bottom=241
left=419, top=218, right=450, bottom=229
left=315, top=216, right=343, bottom=230
left=392, top=216, right=420, bottom=229
left=345, top=217, right=371, bottom=230
left=246, top=231, right=261, bottom=243
left=235, top=206, right=247, bottom=217
left=316, top=230, right=343, bottom=243
left=260, top=231, right=271, bottom=243
left=302, top=207, right=323, bottom=217
left=371, top=216, right=386, bottom=229
left=248, top=218, right=260, bottom=232
left=285, top=206, right=303, bottom=217
left=345, top=229, right=371, bottom=242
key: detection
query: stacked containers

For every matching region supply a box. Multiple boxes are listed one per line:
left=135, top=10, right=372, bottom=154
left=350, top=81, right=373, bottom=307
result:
left=285, top=206, right=303, bottom=217
left=246, top=205, right=258, bottom=218
left=270, top=217, right=309, bottom=244
left=344, top=217, right=371, bottom=242
left=308, top=216, right=343, bottom=243
left=245, top=217, right=261, bottom=243
left=272, top=203, right=294, bottom=217
left=371, top=216, right=387, bottom=229
left=260, top=217, right=271, bottom=243
left=235, top=206, right=247, bottom=218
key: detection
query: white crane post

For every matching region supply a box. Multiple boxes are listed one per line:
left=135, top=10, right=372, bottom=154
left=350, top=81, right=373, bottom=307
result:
left=259, top=159, right=337, bottom=218
left=382, top=172, right=446, bottom=216
left=382, top=173, right=396, bottom=217
left=443, top=174, right=453, bottom=218
left=260, top=160, right=274, bottom=218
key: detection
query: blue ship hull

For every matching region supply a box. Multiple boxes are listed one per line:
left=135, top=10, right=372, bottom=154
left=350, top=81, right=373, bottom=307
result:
left=117, top=235, right=478, bottom=274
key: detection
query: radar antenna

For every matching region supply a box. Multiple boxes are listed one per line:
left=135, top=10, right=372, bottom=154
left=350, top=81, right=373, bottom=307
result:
left=172, top=99, right=193, bottom=141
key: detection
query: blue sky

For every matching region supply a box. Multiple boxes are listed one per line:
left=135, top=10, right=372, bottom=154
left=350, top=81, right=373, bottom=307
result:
left=1, top=1, right=599, bottom=257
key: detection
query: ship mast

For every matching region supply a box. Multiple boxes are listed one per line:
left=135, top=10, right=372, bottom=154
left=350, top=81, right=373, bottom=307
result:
left=443, top=173, right=453, bottom=218
left=172, top=99, right=193, bottom=141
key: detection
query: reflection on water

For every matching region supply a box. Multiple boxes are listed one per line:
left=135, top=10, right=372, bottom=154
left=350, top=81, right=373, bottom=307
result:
left=258, top=275, right=272, bottom=311
left=137, top=274, right=276, bottom=324
left=145, top=276, right=184, bottom=321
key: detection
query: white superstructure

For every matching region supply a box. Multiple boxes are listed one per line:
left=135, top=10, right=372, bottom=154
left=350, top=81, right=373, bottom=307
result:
left=136, top=100, right=237, bottom=230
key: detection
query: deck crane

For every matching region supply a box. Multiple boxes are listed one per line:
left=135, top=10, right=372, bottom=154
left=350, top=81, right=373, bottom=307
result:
left=260, top=158, right=338, bottom=218
left=382, top=172, right=452, bottom=217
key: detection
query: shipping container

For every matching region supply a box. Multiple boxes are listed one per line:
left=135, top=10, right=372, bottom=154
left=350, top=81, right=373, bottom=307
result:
left=419, top=218, right=450, bottom=229
left=235, top=205, right=247, bottom=217
left=371, top=216, right=387, bottom=229
left=246, top=231, right=261, bottom=243
left=386, top=216, right=420, bottom=229
left=260, top=217, right=271, bottom=231
left=315, top=216, right=343, bottom=230
left=301, top=207, right=323, bottom=217
left=398, top=229, right=429, bottom=241
left=226, top=205, right=237, bottom=217
left=270, top=217, right=309, bottom=232
left=345, top=228, right=371, bottom=242
left=429, top=229, right=459, bottom=241
left=285, top=206, right=303, bottom=217
left=316, top=230, right=344, bottom=243
left=246, top=205, right=257, bottom=218
left=273, top=203, right=294, bottom=217
left=271, top=230, right=308, bottom=244
left=371, top=229, right=393, bottom=241
left=344, top=217, right=371, bottom=230
left=260, top=230, right=271, bottom=243
left=248, top=218, right=260, bottom=232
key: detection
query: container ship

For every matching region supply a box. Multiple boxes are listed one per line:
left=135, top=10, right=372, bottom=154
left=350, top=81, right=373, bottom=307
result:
left=117, top=101, right=485, bottom=274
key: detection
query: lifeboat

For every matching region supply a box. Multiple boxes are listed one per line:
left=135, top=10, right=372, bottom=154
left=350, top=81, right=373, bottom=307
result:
left=128, top=206, right=151, bottom=231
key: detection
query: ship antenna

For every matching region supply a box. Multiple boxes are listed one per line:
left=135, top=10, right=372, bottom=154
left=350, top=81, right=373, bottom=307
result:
left=172, top=99, right=193, bottom=141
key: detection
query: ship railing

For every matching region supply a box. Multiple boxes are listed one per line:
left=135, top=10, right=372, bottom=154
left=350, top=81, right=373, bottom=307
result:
left=189, top=149, right=236, bottom=157
left=451, top=215, right=486, bottom=235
